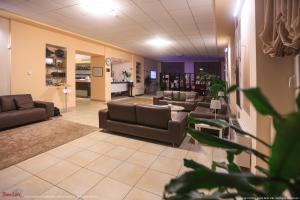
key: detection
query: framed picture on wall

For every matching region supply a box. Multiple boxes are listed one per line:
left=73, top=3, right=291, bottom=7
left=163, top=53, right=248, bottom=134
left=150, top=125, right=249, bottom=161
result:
left=92, top=67, right=103, bottom=77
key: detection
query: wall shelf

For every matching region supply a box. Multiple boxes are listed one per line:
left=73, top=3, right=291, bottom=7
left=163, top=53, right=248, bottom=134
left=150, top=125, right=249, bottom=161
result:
left=45, top=44, right=67, bottom=86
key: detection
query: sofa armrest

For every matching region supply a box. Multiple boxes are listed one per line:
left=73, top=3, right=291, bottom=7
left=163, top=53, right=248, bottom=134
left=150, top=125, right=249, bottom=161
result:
left=153, top=96, right=164, bottom=105
left=99, top=109, right=109, bottom=129
left=34, top=101, right=54, bottom=118
left=168, top=112, right=188, bottom=146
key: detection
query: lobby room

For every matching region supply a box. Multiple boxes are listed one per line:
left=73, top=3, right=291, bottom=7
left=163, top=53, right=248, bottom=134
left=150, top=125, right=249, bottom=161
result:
left=0, top=0, right=299, bottom=199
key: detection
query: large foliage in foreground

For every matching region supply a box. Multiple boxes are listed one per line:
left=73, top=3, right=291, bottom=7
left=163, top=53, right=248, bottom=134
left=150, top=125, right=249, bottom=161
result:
left=164, top=87, right=300, bottom=199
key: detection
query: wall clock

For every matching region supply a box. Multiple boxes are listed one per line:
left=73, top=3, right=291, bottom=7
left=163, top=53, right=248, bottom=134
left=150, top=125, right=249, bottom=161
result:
left=105, top=58, right=112, bottom=66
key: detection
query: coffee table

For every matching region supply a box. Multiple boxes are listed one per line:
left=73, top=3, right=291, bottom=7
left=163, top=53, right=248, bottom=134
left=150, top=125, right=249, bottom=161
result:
left=195, top=123, right=223, bottom=138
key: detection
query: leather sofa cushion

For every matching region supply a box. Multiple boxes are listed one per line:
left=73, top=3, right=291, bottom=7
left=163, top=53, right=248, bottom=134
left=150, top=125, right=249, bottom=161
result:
left=0, top=96, right=17, bottom=112
left=186, top=92, right=197, bottom=101
left=14, top=94, right=34, bottom=110
left=179, top=92, right=186, bottom=101
left=108, top=103, right=136, bottom=124
left=0, top=108, right=47, bottom=130
left=163, top=91, right=172, bottom=100
left=136, top=105, right=171, bottom=129
left=172, top=91, right=180, bottom=101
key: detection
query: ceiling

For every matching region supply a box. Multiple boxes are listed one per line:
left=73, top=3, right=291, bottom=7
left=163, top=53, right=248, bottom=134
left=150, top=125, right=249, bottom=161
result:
left=0, top=0, right=235, bottom=60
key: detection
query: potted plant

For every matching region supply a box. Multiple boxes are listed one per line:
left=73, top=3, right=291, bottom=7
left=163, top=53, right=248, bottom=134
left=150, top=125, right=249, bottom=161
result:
left=163, top=86, right=300, bottom=199
left=122, top=70, right=131, bottom=81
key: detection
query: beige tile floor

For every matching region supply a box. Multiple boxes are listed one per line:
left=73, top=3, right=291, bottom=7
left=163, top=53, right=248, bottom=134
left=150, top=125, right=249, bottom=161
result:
left=0, top=98, right=226, bottom=200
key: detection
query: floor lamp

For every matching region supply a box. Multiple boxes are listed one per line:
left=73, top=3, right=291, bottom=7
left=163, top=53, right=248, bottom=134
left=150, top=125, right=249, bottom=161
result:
left=63, top=86, right=71, bottom=112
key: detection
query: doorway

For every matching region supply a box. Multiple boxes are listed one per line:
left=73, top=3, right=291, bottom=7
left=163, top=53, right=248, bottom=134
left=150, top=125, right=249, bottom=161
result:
left=75, top=54, right=91, bottom=99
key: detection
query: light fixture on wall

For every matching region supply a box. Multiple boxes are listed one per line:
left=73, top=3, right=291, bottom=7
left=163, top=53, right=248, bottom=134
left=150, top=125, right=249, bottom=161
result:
left=79, top=0, right=119, bottom=17
left=233, top=0, right=242, bottom=17
left=146, top=37, right=172, bottom=48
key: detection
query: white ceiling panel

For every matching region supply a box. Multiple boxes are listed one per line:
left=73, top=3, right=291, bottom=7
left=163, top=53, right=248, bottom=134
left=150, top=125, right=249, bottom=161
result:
left=0, top=0, right=219, bottom=60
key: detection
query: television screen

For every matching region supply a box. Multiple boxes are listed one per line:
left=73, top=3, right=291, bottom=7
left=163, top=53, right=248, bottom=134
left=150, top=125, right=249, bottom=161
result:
left=150, top=70, right=156, bottom=80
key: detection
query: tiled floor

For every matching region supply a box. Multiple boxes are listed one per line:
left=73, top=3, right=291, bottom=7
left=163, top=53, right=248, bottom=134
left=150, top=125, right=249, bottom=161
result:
left=0, top=98, right=226, bottom=199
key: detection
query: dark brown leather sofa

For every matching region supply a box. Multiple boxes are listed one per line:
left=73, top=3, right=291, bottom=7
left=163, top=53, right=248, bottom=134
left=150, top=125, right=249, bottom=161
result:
left=99, top=103, right=188, bottom=146
left=190, top=98, right=229, bottom=121
left=153, top=91, right=203, bottom=111
left=0, top=94, right=54, bottom=130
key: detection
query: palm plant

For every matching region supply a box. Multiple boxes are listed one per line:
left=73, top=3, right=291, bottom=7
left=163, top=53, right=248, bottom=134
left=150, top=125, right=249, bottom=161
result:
left=163, top=86, right=300, bottom=199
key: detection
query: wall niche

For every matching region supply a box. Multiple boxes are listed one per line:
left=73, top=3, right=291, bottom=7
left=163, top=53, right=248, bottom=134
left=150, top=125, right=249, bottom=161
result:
left=45, top=44, right=67, bottom=86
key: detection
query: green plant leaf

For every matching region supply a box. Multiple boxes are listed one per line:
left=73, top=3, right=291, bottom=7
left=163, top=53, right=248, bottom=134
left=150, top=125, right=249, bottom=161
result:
left=296, top=92, right=300, bottom=112
left=268, top=113, right=300, bottom=195
left=255, top=165, right=269, bottom=176
left=184, top=159, right=209, bottom=170
left=187, top=127, right=269, bottom=163
left=211, top=161, right=228, bottom=172
left=164, top=166, right=269, bottom=197
left=242, top=88, right=283, bottom=122
left=226, top=85, right=238, bottom=94
left=163, top=191, right=205, bottom=200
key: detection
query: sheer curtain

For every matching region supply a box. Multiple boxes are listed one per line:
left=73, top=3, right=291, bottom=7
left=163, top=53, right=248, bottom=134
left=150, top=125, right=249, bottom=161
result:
left=259, top=0, right=300, bottom=57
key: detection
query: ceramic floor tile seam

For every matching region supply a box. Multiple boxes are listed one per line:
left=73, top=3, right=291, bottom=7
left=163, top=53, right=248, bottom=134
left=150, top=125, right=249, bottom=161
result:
left=15, top=155, right=63, bottom=176
left=44, top=144, right=86, bottom=160
left=56, top=171, right=106, bottom=198
left=134, top=168, right=175, bottom=197
left=122, top=186, right=162, bottom=200
left=137, top=142, right=169, bottom=157
left=149, top=156, right=184, bottom=177
left=64, top=149, right=103, bottom=168
left=105, top=161, right=150, bottom=188
left=104, top=146, right=139, bottom=161
left=81, top=155, right=124, bottom=176
left=40, top=185, right=78, bottom=199
left=34, top=160, right=83, bottom=187
left=108, top=152, right=173, bottom=194
left=1, top=168, right=58, bottom=196
left=0, top=166, right=32, bottom=192
left=80, top=177, right=133, bottom=199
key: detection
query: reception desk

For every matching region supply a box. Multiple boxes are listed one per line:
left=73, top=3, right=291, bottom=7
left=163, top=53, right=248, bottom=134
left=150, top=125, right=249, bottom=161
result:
left=111, top=82, right=133, bottom=97
left=76, top=79, right=91, bottom=98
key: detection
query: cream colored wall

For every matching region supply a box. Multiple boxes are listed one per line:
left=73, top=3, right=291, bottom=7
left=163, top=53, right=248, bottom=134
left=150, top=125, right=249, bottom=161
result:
left=227, top=37, right=237, bottom=115
left=10, top=20, right=105, bottom=109
left=255, top=0, right=295, bottom=169
left=91, top=55, right=105, bottom=101
left=1, top=10, right=147, bottom=107
left=0, top=17, right=10, bottom=95
left=112, top=62, right=132, bottom=81
left=233, top=0, right=296, bottom=172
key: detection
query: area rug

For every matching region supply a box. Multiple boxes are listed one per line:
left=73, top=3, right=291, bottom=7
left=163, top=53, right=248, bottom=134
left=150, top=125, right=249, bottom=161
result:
left=0, top=118, right=98, bottom=170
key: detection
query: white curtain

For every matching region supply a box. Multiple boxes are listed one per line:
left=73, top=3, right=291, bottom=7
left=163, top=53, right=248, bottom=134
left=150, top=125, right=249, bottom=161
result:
left=259, top=0, right=300, bottom=57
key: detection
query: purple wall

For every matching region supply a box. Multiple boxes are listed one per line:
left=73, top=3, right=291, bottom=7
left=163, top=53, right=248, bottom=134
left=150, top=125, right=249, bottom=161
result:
left=161, top=62, right=184, bottom=74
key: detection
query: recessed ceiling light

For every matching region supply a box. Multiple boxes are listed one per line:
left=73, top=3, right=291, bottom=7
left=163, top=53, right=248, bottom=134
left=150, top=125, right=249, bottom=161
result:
left=79, top=0, right=119, bottom=17
left=146, top=37, right=172, bottom=48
